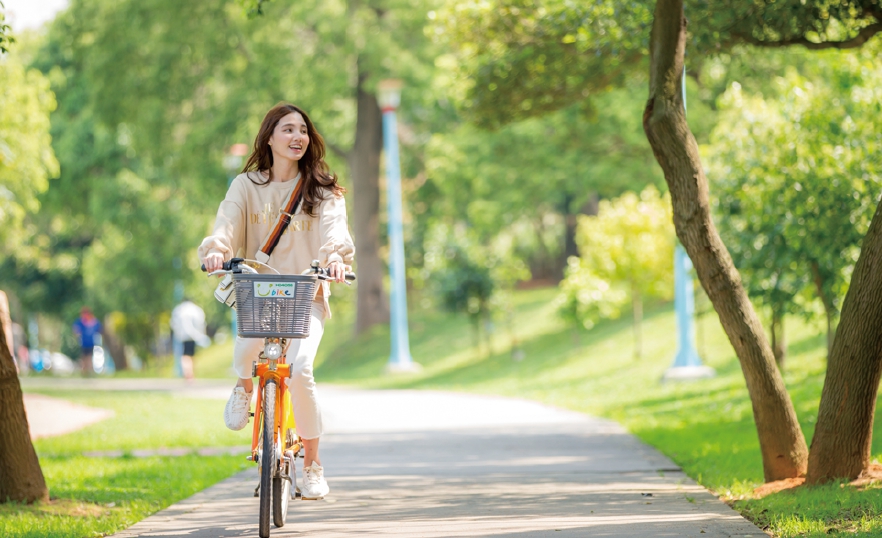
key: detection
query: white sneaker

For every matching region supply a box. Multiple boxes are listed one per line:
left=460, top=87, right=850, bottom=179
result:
left=224, top=387, right=252, bottom=431
left=301, top=462, right=329, bottom=499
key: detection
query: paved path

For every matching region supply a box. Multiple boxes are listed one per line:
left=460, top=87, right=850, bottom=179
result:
left=22, top=393, right=114, bottom=440
left=110, top=386, right=766, bottom=537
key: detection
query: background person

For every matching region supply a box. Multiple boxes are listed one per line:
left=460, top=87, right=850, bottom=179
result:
left=199, top=102, right=355, bottom=500
left=170, top=298, right=210, bottom=381
left=72, top=307, right=102, bottom=376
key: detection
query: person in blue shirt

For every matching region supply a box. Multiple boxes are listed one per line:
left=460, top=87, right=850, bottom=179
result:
left=72, top=307, right=102, bottom=376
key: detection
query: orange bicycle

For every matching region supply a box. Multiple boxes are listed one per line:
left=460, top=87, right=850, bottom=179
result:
left=205, top=258, right=354, bottom=538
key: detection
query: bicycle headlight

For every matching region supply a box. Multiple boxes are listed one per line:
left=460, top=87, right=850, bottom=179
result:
left=264, top=342, right=283, bottom=361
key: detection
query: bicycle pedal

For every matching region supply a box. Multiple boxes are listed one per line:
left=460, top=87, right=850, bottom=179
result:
left=249, top=412, right=254, bottom=417
left=253, top=484, right=260, bottom=498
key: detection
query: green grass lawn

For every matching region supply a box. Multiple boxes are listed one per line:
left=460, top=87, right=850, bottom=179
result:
left=2, top=392, right=251, bottom=538
left=307, top=287, right=882, bottom=537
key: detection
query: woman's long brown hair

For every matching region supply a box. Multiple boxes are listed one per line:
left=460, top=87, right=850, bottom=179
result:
left=242, top=102, right=345, bottom=217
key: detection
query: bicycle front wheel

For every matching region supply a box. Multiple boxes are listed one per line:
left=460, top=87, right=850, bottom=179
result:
left=273, top=459, right=290, bottom=527
left=259, top=379, right=277, bottom=538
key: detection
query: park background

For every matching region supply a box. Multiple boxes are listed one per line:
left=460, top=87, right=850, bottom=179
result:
left=1, top=0, right=882, bottom=537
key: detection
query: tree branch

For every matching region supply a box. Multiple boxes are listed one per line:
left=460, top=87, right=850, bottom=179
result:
left=646, top=0, right=686, bottom=109
left=736, top=21, right=882, bottom=50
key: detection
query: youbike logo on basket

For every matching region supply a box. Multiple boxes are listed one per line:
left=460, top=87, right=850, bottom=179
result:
left=254, top=281, right=296, bottom=298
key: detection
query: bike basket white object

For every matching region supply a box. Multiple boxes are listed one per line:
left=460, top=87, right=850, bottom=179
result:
left=214, top=273, right=237, bottom=309
left=233, top=274, right=318, bottom=338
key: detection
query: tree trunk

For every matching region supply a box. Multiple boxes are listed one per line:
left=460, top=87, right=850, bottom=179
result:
left=770, top=309, right=786, bottom=372
left=810, top=260, right=836, bottom=355
left=103, top=314, right=128, bottom=371
left=528, top=216, right=558, bottom=282
left=642, top=0, right=808, bottom=482
left=349, top=62, right=390, bottom=335
left=562, top=192, right=599, bottom=276
left=0, top=291, right=48, bottom=504
left=560, top=200, right=579, bottom=258
left=806, top=200, right=882, bottom=484
left=583, top=193, right=600, bottom=217
left=631, top=283, right=643, bottom=360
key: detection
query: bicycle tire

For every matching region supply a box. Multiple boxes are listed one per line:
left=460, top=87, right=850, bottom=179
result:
left=259, top=380, right=276, bottom=538
left=273, top=460, right=290, bottom=527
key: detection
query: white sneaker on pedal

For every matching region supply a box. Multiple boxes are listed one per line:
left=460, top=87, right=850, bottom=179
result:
left=301, top=462, right=329, bottom=499
left=224, top=387, right=252, bottom=431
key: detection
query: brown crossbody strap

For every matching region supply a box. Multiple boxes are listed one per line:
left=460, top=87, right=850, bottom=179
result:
left=259, top=179, right=304, bottom=258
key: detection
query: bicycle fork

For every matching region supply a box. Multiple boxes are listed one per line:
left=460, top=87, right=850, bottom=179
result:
left=249, top=338, right=302, bottom=499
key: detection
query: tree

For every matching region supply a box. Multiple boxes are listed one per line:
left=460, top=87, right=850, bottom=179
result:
left=708, top=58, right=881, bottom=363
left=422, top=223, right=529, bottom=352
left=0, top=291, right=48, bottom=504
left=439, top=0, right=882, bottom=128
left=0, top=19, right=52, bottom=501
left=441, top=0, right=807, bottom=480
left=556, top=259, right=626, bottom=336
left=442, top=0, right=882, bottom=484
left=807, top=200, right=882, bottom=483
left=435, top=0, right=652, bottom=129
left=23, top=0, right=217, bottom=360
left=0, top=54, right=59, bottom=253
left=419, top=82, right=665, bottom=281
left=644, top=2, right=882, bottom=483
left=561, top=187, right=674, bottom=358
left=642, top=0, right=809, bottom=482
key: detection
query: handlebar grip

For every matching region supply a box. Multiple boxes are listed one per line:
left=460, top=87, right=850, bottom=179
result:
left=201, top=260, right=236, bottom=272
left=321, top=268, right=356, bottom=281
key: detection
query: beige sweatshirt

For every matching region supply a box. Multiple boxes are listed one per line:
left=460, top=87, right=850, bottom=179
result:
left=198, top=172, right=356, bottom=318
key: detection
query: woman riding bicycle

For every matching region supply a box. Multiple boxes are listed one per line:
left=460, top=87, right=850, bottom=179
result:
left=199, top=103, right=354, bottom=500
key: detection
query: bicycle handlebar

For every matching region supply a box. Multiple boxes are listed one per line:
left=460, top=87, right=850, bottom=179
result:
left=317, top=267, right=357, bottom=281
left=201, top=258, right=356, bottom=282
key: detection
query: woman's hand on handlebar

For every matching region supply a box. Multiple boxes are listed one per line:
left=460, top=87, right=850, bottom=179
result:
left=202, top=253, right=226, bottom=276
left=327, top=261, right=348, bottom=283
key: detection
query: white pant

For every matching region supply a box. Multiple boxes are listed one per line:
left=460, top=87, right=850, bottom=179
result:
left=233, top=302, right=325, bottom=440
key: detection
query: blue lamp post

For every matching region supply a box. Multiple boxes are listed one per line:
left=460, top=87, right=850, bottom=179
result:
left=378, top=79, right=419, bottom=373
left=663, top=69, right=714, bottom=382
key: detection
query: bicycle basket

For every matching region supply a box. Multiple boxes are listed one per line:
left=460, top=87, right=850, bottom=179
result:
left=232, top=273, right=318, bottom=338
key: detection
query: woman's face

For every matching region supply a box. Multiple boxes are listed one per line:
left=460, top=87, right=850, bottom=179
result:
left=268, top=112, right=309, bottom=163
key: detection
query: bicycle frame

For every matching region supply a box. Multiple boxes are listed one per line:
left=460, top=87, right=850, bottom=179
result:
left=251, top=340, right=300, bottom=468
